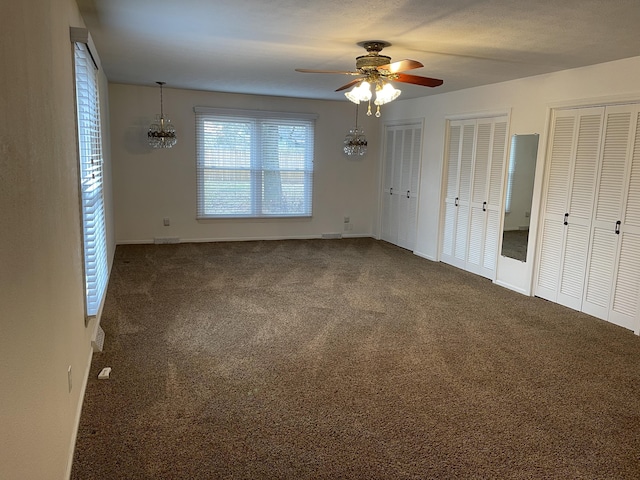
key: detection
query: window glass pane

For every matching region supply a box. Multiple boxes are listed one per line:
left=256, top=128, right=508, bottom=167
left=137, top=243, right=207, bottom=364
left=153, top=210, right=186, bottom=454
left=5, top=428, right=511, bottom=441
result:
left=196, top=109, right=315, bottom=218
left=75, top=42, right=108, bottom=317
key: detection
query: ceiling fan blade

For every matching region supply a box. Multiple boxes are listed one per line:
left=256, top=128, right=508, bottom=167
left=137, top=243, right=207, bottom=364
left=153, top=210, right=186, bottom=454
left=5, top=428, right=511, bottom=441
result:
left=394, top=73, right=443, bottom=87
left=295, top=68, right=360, bottom=75
left=335, top=78, right=363, bottom=92
left=378, top=59, right=423, bottom=74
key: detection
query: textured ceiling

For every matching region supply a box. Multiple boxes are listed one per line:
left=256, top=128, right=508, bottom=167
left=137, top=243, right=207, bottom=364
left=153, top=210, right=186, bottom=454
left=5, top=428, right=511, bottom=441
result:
left=77, top=0, right=640, bottom=101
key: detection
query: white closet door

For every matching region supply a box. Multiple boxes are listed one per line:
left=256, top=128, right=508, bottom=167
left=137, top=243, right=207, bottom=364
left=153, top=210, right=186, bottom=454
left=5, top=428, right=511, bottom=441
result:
left=397, top=128, right=412, bottom=248
left=390, top=129, right=403, bottom=244
left=442, top=124, right=462, bottom=260
left=483, top=119, right=508, bottom=275
left=442, top=117, right=507, bottom=279
left=381, top=123, right=423, bottom=251
left=401, top=126, right=422, bottom=251
left=381, top=128, right=396, bottom=243
left=556, top=110, right=604, bottom=309
left=583, top=105, right=640, bottom=331
left=453, top=122, right=476, bottom=266
left=441, top=120, right=475, bottom=269
left=610, top=110, right=640, bottom=333
left=466, top=118, right=508, bottom=278
left=536, top=107, right=604, bottom=308
left=467, top=121, right=491, bottom=275
left=536, top=111, right=577, bottom=301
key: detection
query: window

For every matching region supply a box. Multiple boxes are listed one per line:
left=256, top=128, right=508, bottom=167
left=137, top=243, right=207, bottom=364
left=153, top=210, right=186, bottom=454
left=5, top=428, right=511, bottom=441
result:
left=195, top=107, right=316, bottom=218
left=74, top=38, right=108, bottom=317
left=504, top=134, right=517, bottom=214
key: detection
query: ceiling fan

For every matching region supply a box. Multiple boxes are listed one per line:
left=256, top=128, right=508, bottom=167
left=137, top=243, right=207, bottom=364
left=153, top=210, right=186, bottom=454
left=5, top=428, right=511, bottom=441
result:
left=296, top=40, right=443, bottom=116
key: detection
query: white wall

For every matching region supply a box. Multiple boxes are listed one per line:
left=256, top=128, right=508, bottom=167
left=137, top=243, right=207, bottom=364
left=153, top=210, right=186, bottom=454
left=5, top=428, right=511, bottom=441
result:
left=0, top=1, right=115, bottom=478
left=109, top=84, right=380, bottom=243
left=383, top=56, right=640, bottom=294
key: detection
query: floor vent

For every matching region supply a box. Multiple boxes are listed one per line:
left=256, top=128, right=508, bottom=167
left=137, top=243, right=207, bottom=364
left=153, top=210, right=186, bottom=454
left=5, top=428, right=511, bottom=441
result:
left=154, top=237, right=180, bottom=244
left=92, top=325, right=105, bottom=352
left=321, top=233, right=343, bottom=239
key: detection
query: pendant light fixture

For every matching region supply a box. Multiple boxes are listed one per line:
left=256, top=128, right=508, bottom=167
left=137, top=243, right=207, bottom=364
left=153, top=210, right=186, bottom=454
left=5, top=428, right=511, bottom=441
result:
left=148, top=81, right=177, bottom=149
left=343, top=103, right=367, bottom=156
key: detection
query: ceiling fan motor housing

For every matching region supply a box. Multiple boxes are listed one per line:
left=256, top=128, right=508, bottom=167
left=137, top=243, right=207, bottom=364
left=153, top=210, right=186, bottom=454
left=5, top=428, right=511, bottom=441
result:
left=356, top=54, right=392, bottom=71
left=356, top=40, right=392, bottom=71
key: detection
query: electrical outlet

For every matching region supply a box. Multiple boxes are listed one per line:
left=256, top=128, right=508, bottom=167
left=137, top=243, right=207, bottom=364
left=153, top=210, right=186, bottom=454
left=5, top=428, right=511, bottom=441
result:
left=163, top=217, right=170, bottom=226
left=67, top=365, right=73, bottom=392
left=344, top=216, right=350, bottom=223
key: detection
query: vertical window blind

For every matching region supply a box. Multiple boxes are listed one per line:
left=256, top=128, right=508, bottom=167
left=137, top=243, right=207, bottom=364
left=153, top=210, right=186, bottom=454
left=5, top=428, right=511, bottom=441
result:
left=195, top=107, right=316, bottom=218
left=74, top=41, right=108, bottom=317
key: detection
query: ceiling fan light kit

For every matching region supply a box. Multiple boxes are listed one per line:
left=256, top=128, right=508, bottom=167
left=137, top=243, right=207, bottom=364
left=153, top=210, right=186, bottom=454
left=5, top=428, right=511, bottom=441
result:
left=296, top=40, right=443, bottom=118
left=374, top=82, right=402, bottom=105
left=148, top=81, right=177, bottom=149
left=344, top=81, right=372, bottom=104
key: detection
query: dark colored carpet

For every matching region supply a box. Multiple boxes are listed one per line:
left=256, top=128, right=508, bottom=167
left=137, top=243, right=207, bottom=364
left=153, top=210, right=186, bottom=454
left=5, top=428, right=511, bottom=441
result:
left=501, top=230, right=529, bottom=262
left=72, top=238, right=640, bottom=479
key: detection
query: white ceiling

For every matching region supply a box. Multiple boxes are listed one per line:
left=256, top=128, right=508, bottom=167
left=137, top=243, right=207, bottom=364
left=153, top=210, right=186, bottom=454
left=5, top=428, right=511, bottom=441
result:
left=77, top=0, right=640, bottom=101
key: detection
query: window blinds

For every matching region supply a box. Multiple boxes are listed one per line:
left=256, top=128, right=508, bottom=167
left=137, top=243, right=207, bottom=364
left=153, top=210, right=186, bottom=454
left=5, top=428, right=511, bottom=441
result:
left=75, top=41, right=108, bottom=317
left=504, top=134, right=517, bottom=213
left=194, top=107, right=316, bottom=218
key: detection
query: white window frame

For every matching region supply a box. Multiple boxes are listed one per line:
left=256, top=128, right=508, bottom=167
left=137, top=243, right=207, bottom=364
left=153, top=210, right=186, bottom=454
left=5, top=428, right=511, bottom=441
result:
left=72, top=28, right=108, bottom=318
left=194, top=107, right=316, bottom=219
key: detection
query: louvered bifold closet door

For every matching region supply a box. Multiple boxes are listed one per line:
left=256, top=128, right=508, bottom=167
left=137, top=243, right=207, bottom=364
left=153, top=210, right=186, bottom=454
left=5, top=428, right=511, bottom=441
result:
left=467, top=121, right=492, bottom=276
left=556, top=109, right=604, bottom=309
left=536, top=113, right=576, bottom=301
left=454, top=122, right=476, bottom=265
left=484, top=120, right=508, bottom=273
left=535, top=107, right=604, bottom=309
left=611, top=111, right=640, bottom=332
left=381, top=123, right=423, bottom=251
left=397, top=125, right=422, bottom=251
left=467, top=117, right=508, bottom=279
left=441, top=123, right=462, bottom=261
left=583, top=104, right=640, bottom=332
left=381, top=127, right=399, bottom=245
left=441, top=120, right=475, bottom=269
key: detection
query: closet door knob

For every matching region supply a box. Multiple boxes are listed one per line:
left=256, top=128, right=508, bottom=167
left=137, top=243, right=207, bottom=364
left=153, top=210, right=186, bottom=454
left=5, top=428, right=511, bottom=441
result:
left=482, top=201, right=487, bottom=212
left=563, top=213, right=569, bottom=225
left=615, top=220, right=621, bottom=234
left=455, top=197, right=459, bottom=207
left=407, top=190, right=410, bottom=198
left=390, top=187, right=393, bottom=196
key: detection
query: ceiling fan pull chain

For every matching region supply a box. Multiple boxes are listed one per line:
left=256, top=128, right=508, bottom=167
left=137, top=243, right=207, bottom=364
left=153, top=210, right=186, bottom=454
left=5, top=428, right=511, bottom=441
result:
left=367, top=100, right=372, bottom=116
left=375, top=105, right=381, bottom=117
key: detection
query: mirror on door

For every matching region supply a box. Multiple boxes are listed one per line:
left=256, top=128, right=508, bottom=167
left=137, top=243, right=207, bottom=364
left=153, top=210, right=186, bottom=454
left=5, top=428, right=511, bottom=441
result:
left=501, top=134, right=539, bottom=262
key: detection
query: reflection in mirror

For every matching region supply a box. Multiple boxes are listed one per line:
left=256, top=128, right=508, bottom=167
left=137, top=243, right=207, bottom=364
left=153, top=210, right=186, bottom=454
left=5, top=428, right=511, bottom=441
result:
left=501, top=134, right=539, bottom=262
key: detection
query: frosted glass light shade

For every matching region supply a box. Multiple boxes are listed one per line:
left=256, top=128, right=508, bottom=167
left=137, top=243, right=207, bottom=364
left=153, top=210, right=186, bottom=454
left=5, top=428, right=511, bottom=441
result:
left=374, top=83, right=401, bottom=105
left=345, top=81, right=372, bottom=104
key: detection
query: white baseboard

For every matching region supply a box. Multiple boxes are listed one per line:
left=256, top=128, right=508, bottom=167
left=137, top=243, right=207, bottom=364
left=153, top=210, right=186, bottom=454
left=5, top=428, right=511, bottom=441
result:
left=413, top=250, right=437, bottom=262
left=494, top=279, right=529, bottom=296
left=116, top=234, right=376, bottom=245
left=342, top=233, right=374, bottom=239
left=65, top=345, right=95, bottom=480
